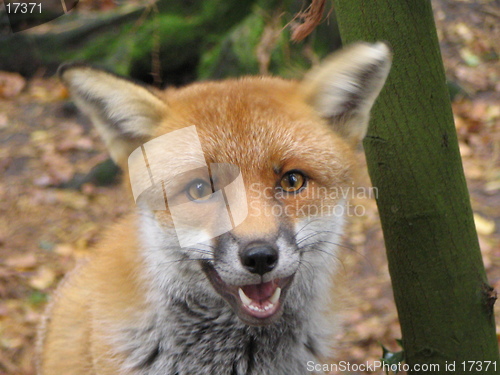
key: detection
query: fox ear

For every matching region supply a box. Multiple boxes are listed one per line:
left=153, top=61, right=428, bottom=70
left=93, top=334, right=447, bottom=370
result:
left=59, top=64, right=167, bottom=167
left=301, top=42, right=391, bottom=143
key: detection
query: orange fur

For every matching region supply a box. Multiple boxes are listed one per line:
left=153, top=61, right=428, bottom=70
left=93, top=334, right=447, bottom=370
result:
left=38, top=42, right=391, bottom=374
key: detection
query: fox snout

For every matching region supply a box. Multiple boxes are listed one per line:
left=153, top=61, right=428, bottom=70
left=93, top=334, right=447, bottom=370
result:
left=214, top=228, right=300, bottom=282
left=240, top=242, right=279, bottom=276
left=200, top=228, right=300, bottom=325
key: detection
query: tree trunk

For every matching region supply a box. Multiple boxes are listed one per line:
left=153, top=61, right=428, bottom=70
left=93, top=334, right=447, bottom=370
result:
left=334, top=0, right=499, bottom=372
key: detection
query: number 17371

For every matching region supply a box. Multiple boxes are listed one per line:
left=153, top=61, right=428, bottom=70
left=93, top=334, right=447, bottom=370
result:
left=6, top=3, right=42, bottom=14
left=461, top=361, right=497, bottom=372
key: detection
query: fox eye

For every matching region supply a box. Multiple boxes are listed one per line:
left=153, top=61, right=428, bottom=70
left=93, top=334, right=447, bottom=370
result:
left=186, top=180, right=213, bottom=201
left=280, top=171, right=306, bottom=193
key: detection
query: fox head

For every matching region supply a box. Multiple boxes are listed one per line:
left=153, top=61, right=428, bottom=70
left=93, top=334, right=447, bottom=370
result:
left=59, top=42, right=391, bottom=327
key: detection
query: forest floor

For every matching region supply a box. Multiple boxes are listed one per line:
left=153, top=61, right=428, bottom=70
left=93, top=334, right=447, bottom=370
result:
left=0, top=1, right=499, bottom=374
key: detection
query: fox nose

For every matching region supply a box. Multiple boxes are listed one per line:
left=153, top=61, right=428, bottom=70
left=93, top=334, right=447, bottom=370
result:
left=240, top=242, right=279, bottom=275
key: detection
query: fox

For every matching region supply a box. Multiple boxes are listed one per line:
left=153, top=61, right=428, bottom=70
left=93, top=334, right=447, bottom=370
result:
left=36, top=42, right=391, bottom=375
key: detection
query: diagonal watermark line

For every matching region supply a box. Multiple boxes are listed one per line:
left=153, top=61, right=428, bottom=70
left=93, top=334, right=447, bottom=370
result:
left=141, top=145, right=155, bottom=186
left=60, top=0, right=68, bottom=13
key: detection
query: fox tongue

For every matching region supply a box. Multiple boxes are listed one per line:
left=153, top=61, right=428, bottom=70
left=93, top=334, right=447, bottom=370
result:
left=242, top=281, right=276, bottom=302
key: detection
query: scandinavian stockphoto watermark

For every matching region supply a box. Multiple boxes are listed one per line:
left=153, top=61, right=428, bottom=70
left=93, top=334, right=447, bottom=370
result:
left=128, top=125, right=375, bottom=247
left=247, top=181, right=377, bottom=218
left=128, top=126, right=248, bottom=247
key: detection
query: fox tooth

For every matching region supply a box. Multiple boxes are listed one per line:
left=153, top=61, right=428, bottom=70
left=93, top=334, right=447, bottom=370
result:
left=269, top=287, right=281, bottom=304
left=238, top=288, right=252, bottom=306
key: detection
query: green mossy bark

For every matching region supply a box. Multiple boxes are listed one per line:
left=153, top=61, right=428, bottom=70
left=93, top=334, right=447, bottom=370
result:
left=334, top=0, right=499, bottom=372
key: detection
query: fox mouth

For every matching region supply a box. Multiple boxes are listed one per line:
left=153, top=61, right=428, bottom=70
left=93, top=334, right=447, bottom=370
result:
left=201, top=263, right=294, bottom=325
left=238, top=281, right=282, bottom=318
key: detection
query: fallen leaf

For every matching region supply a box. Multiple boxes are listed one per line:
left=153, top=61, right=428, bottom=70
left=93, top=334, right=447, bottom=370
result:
left=55, top=190, right=89, bottom=210
left=41, top=149, right=75, bottom=184
left=30, top=130, right=50, bottom=143
left=0, top=113, right=7, bottom=129
left=0, top=72, right=26, bottom=99
left=455, top=22, right=474, bottom=43
left=5, top=254, right=37, bottom=270
left=463, top=162, right=484, bottom=179
left=33, top=174, right=53, bottom=187
left=0, top=335, right=24, bottom=349
left=459, top=142, right=472, bottom=157
left=57, top=136, right=94, bottom=151
left=54, top=243, right=75, bottom=256
left=473, top=213, right=495, bottom=236
left=485, top=180, right=500, bottom=192
left=29, top=79, right=68, bottom=102
left=29, top=267, right=56, bottom=290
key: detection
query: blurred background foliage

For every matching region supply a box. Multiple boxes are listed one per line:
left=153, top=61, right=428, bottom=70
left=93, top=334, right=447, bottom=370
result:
left=0, top=0, right=341, bottom=85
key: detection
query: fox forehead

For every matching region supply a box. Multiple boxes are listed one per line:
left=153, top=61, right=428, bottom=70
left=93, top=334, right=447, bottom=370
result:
left=154, top=77, right=353, bottom=186
left=59, top=42, right=391, bottom=182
